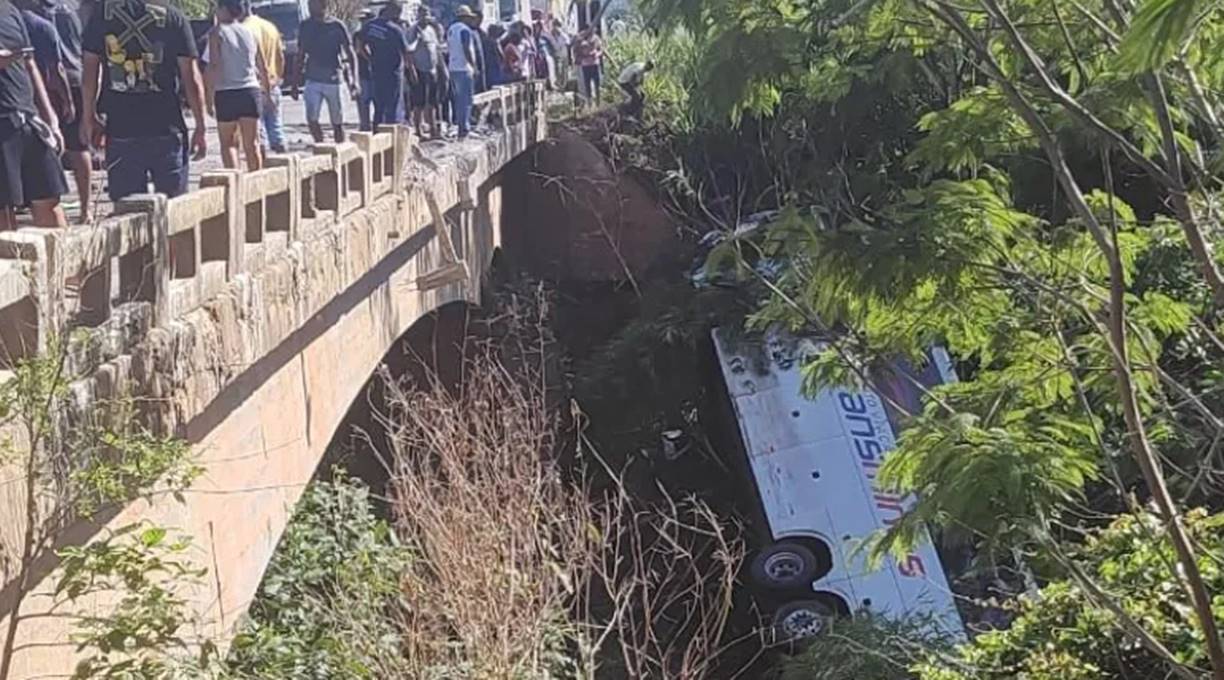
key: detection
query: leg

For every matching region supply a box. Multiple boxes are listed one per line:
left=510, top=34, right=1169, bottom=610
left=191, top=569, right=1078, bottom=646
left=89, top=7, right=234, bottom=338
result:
left=65, top=151, right=93, bottom=223
left=452, top=72, right=473, bottom=137
left=20, top=128, right=67, bottom=227
left=105, top=138, right=150, bottom=202
left=217, top=119, right=240, bottom=169
left=304, top=81, right=325, bottom=143
left=262, top=86, right=286, bottom=153
left=358, top=77, right=372, bottom=131
left=148, top=133, right=190, bottom=198
left=62, top=88, right=93, bottom=222
left=238, top=117, right=263, bottom=171
left=0, top=208, right=14, bottom=231
left=325, top=84, right=345, bottom=142
left=28, top=199, right=66, bottom=228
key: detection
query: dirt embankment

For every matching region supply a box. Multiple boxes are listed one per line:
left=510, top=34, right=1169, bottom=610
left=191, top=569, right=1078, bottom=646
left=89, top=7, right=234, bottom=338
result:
left=499, top=125, right=682, bottom=284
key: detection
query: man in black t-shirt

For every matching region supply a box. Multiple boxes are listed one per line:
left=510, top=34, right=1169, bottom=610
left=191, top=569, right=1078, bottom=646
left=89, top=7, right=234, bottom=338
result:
left=0, top=0, right=67, bottom=229
left=80, top=0, right=206, bottom=201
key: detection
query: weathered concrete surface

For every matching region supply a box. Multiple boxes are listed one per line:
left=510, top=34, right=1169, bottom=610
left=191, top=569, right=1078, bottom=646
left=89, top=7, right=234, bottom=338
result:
left=0, top=84, right=542, bottom=678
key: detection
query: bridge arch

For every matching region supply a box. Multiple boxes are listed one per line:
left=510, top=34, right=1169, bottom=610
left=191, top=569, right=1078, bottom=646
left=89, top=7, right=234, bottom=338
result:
left=0, top=82, right=547, bottom=677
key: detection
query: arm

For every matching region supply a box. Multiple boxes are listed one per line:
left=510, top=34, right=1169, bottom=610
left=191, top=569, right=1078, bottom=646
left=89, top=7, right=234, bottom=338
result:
left=340, top=28, right=357, bottom=96
left=179, top=55, right=207, bottom=159
left=49, top=62, right=74, bottom=121
left=80, top=50, right=100, bottom=146
left=255, top=43, right=271, bottom=94
left=26, top=54, right=62, bottom=150
left=463, top=28, right=476, bottom=71
left=46, top=27, right=74, bottom=121
left=271, top=34, right=284, bottom=88
left=204, top=28, right=219, bottom=116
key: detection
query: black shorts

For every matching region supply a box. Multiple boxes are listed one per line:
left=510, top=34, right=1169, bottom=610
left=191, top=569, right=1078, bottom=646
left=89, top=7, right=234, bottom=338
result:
left=0, top=117, right=66, bottom=208
left=215, top=87, right=263, bottom=122
left=62, top=87, right=86, bottom=153
left=410, top=71, right=439, bottom=108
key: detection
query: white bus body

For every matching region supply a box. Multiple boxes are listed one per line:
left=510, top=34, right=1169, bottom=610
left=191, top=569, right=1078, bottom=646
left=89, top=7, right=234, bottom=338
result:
left=712, top=329, right=965, bottom=639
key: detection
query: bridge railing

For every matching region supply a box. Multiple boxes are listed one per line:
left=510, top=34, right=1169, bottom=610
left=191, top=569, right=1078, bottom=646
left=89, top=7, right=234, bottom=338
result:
left=0, top=81, right=547, bottom=378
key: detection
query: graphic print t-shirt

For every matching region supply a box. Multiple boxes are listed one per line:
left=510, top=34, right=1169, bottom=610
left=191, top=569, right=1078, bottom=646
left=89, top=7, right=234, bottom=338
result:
left=82, top=0, right=195, bottom=139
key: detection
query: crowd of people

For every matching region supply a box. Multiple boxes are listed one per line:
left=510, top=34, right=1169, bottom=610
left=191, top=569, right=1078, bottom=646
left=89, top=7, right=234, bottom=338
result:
left=0, top=0, right=654, bottom=230
left=344, top=2, right=578, bottom=141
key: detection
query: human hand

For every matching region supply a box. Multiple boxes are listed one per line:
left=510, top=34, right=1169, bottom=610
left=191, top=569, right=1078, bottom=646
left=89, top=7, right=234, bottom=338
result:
left=50, top=126, right=64, bottom=155
left=0, top=48, right=19, bottom=69
left=80, top=112, right=105, bottom=148
left=191, top=126, right=207, bottom=160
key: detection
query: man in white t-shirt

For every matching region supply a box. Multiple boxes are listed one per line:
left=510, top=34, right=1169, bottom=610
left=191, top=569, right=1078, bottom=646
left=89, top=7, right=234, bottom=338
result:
left=446, top=4, right=479, bottom=138
left=617, top=59, right=653, bottom=118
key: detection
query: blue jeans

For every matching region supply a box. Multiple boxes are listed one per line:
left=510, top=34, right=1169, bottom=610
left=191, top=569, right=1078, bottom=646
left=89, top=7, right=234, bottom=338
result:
left=106, top=132, right=188, bottom=202
left=450, top=70, right=474, bottom=137
left=358, top=76, right=374, bottom=131
left=304, top=81, right=343, bottom=127
left=261, top=86, right=285, bottom=151
left=372, top=73, right=402, bottom=129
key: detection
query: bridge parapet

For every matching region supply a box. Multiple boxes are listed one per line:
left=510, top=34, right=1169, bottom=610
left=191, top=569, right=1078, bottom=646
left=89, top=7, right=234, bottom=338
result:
left=0, top=79, right=548, bottom=678
left=0, top=81, right=545, bottom=424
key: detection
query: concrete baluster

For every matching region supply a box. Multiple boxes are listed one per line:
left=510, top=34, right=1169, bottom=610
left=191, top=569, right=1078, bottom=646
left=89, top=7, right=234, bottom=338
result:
left=310, top=144, right=344, bottom=214
left=266, top=155, right=302, bottom=244
left=114, top=193, right=170, bottom=326
left=201, top=170, right=246, bottom=280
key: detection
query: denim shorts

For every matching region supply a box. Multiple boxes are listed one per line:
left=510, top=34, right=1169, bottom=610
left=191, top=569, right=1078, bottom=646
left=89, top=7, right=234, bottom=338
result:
left=304, top=81, right=343, bottom=126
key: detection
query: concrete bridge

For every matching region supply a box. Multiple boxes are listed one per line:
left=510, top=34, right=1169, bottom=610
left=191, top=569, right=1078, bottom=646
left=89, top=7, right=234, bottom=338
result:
left=0, top=81, right=549, bottom=677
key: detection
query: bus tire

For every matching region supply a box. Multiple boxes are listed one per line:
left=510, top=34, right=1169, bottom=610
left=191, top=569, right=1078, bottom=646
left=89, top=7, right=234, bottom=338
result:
left=773, top=599, right=837, bottom=641
left=750, top=542, right=819, bottom=590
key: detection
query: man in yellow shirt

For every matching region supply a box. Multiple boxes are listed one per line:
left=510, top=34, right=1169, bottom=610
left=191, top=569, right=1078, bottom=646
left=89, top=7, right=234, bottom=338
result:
left=241, top=4, right=286, bottom=152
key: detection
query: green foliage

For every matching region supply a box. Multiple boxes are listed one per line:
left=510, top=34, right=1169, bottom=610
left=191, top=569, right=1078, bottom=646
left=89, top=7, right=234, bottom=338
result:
left=0, top=336, right=206, bottom=678
left=775, top=614, right=955, bottom=680
left=1118, top=0, right=1207, bottom=70
left=570, top=280, right=753, bottom=456
left=225, top=474, right=410, bottom=679
left=604, top=26, right=705, bottom=133
left=916, top=510, right=1224, bottom=679
left=71, top=414, right=203, bottom=517
left=57, top=524, right=215, bottom=679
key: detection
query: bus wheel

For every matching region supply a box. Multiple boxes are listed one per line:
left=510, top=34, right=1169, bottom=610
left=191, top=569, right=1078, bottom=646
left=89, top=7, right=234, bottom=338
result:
left=773, top=599, right=836, bottom=641
left=750, top=542, right=819, bottom=590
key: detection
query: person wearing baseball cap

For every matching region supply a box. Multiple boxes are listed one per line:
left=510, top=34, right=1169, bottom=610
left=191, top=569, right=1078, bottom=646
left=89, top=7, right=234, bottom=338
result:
left=445, top=4, right=479, bottom=138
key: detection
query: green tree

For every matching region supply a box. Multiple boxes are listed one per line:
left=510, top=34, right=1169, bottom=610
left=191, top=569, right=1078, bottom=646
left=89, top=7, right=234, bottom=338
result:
left=0, top=339, right=201, bottom=678
left=638, top=0, right=1224, bottom=675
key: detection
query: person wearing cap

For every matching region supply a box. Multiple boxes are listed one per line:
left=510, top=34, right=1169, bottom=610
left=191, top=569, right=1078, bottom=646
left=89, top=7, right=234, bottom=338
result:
left=445, top=4, right=478, bottom=138
left=355, top=0, right=409, bottom=132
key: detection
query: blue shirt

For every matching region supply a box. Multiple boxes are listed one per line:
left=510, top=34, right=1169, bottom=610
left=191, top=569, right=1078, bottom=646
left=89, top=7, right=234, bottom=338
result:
left=20, top=9, right=60, bottom=77
left=361, top=17, right=407, bottom=80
